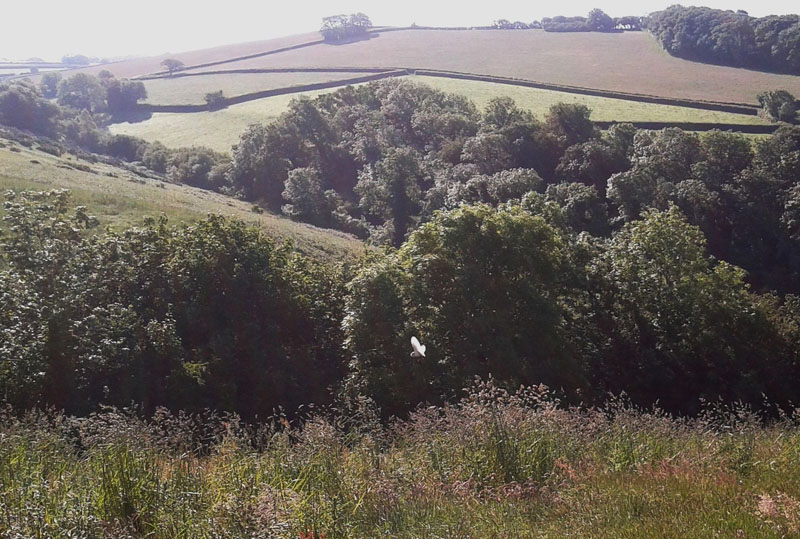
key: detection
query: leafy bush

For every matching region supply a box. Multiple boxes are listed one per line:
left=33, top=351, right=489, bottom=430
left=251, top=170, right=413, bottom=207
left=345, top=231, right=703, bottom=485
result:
left=0, top=190, right=346, bottom=419
left=758, top=89, right=798, bottom=122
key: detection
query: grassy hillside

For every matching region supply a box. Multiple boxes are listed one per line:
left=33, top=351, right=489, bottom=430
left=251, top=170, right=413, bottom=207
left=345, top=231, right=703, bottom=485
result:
left=0, top=138, right=364, bottom=262
left=142, top=71, right=374, bottom=105
left=183, top=29, right=800, bottom=104
left=110, top=75, right=768, bottom=153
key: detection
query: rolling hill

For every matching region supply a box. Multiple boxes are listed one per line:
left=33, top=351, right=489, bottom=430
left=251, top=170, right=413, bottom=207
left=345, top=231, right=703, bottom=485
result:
left=17, top=27, right=793, bottom=157
left=42, top=29, right=800, bottom=105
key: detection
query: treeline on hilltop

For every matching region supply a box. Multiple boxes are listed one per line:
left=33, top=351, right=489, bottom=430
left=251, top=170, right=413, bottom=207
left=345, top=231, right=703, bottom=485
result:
left=489, top=10, right=642, bottom=32
left=647, top=5, right=800, bottom=74
left=3, top=77, right=800, bottom=419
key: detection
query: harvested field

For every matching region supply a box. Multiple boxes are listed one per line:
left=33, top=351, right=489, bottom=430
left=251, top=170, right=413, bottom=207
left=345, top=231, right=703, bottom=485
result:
left=190, top=29, right=800, bottom=104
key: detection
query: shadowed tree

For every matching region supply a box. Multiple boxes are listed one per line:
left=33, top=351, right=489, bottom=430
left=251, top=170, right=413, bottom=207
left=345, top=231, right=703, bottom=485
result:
left=356, top=147, right=426, bottom=246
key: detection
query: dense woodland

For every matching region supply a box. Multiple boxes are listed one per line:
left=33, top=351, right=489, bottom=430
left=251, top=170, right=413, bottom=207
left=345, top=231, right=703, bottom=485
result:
left=647, top=5, right=800, bottom=74
left=2, top=75, right=800, bottom=421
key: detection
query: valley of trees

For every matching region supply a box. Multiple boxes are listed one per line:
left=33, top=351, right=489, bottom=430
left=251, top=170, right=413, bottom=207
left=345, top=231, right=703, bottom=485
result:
left=2, top=76, right=800, bottom=421
left=5, top=14, right=800, bottom=535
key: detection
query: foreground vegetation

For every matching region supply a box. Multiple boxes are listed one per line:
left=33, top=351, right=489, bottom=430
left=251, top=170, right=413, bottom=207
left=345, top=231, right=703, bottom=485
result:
left=2, top=187, right=799, bottom=421
left=3, top=386, right=800, bottom=537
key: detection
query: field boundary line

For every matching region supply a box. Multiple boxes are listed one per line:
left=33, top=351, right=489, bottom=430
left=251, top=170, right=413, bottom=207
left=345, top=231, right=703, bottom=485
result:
left=142, top=66, right=767, bottom=116
left=140, top=67, right=394, bottom=81
left=137, top=70, right=406, bottom=112
left=130, top=69, right=788, bottom=132
left=412, top=69, right=761, bottom=115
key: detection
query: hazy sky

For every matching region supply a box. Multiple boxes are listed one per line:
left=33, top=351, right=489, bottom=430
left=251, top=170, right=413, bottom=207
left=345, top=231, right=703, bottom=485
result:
left=2, top=0, right=797, bottom=61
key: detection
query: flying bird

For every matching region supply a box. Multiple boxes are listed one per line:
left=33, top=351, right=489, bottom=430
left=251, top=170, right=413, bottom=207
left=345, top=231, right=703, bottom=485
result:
left=410, top=336, right=426, bottom=358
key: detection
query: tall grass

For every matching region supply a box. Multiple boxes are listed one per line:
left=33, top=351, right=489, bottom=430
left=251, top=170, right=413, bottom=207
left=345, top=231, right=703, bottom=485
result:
left=2, top=382, right=800, bottom=537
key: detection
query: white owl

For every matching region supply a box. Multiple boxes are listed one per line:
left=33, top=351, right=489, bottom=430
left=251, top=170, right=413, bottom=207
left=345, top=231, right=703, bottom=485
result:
left=410, top=336, right=426, bottom=358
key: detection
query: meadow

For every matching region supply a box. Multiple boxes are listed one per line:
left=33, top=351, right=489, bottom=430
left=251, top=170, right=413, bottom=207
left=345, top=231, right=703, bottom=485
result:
left=110, top=88, right=341, bottom=151
left=3, top=382, right=800, bottom=537
left=0, top=138, right=364, bottom=262
left=110, top=75, right=768, bottom=153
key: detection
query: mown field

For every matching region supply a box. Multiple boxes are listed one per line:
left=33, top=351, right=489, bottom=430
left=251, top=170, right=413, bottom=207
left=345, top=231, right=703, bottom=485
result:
left=110, top=75, right=768, bottom=153
left=142, top=71, right=375, bottom=105
left=182, top=29, right=800, bottom=104
left=3, top=391, right=800, bottom=538
left=0, top=139, right=364, bottom=262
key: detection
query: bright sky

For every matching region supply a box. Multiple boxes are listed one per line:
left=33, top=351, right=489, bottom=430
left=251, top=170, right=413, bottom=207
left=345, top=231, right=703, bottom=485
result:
left=2, top=1, right=797, bottom=61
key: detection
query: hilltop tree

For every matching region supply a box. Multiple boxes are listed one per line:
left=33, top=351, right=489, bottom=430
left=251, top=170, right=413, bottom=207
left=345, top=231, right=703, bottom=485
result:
left=161, top=58, right=185, bottom=75
left=320, top=13, right=372, bottom=42
left=61, top=54, right=90, bottom=65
